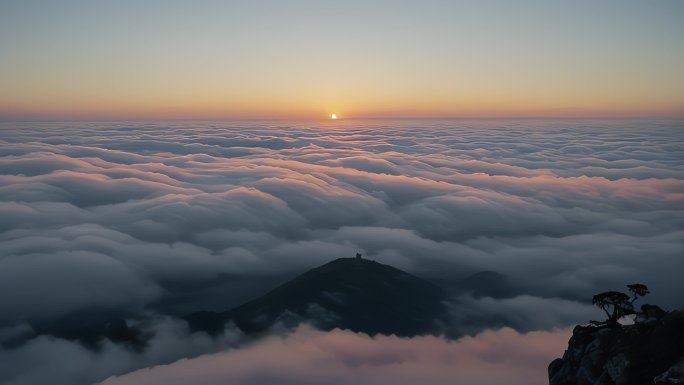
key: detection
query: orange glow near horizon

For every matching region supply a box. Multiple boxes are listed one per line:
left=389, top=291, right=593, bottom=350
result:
left=1, top=2, right=683, bottom=121
left=1, top=61, right=683, bottom=120
left=2, top=81, right=683, bottom=121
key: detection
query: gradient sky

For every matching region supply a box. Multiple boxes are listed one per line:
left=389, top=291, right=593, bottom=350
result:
left=1, top=0, right=683, bottom=120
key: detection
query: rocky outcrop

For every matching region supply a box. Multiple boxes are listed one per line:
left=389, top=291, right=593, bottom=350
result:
left=549, top=308, right=684, bottom=385
left=654, top=359, right=684, bottom=384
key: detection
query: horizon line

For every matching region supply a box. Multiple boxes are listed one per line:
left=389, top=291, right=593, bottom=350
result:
left=2, top=114, right=684, bottom=123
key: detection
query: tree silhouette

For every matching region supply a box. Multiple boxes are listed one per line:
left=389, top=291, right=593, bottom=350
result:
left=591, top=283, right=649, bottom=328
left=626, top=283, right=649, bottom=303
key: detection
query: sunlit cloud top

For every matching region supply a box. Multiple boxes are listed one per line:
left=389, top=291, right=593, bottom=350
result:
left=1, top=0, right=683, bottom=120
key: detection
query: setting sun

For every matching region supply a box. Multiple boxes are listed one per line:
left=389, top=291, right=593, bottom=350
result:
left=1, top=2, right=682, bottom=384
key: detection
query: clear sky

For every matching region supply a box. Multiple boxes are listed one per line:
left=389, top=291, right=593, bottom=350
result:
left=1, top=0, right=683, bottom=120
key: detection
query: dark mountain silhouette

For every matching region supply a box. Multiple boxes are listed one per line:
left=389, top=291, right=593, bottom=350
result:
left=28, top=311, right=142, bottom=350
left=447, top=270, right=524, bottom=298
left=185, top=257, right=449, bottom=336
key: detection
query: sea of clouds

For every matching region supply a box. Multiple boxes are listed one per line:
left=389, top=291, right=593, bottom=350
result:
left=0, top=119, right=682, bottom=385
left=101, top=325, right=572, bottom=385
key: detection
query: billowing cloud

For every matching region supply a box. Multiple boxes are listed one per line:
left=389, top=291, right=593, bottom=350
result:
left=1, top=121, right=681, bottom=315
left=0, top=317, right=247, bottom=385
left=99, top=325, right=572, bottom=385
left=0, top=119, right=681, bottom=383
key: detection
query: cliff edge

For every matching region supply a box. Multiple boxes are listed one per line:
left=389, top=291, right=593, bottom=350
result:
left=549, top=308, right=684, bottom=385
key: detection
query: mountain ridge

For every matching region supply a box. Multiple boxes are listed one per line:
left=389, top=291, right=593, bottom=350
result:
left=185, top=257, right=449, bottom=337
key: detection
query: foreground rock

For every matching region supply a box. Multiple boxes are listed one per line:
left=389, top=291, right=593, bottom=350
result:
left=549, top=309, right=684, bottom=385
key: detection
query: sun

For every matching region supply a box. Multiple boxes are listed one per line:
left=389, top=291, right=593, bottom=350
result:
left=330, top=114, right=337, bottom=120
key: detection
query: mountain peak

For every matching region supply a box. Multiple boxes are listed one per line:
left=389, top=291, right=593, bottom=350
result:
left=185, top=257, right=448, bottom=337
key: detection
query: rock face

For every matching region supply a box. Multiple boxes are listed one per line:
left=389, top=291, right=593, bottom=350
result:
left=549, top=309, right=684, bottom=385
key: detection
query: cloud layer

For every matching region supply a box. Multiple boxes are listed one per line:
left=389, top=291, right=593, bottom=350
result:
left=0, top=317, right=247, bottom=385
left=0, top=119, right=682, bottom=384
left=100, top=325, right=572, bottom=385
left=1, top=120, right=681, bottom=317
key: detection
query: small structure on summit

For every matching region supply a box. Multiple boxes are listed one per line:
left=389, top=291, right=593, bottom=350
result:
left=355, top=253, right=362, bottom=260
